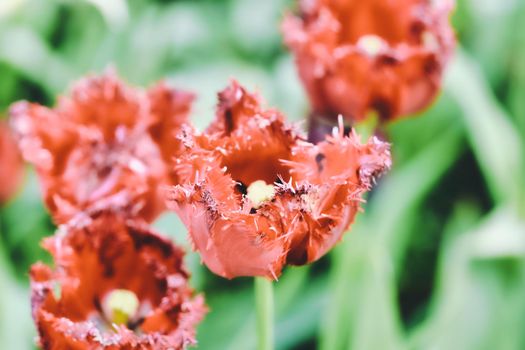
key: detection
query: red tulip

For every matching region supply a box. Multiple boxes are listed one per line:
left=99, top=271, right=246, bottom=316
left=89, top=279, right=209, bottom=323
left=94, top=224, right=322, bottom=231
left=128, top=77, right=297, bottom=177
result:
left=167, top=81, right=391, bottom=279
left=9, top=71, right=193, bottom=224
left=30, top=211, right=206, bottom=350
left=283, top=0, right=455, bottom=122
left=0, top=121, right=23, bottom=204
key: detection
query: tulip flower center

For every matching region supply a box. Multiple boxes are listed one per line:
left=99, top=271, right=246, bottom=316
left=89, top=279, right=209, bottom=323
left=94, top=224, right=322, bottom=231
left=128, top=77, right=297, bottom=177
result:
left=357, top=35, right=385, bottom=56
left=247, top=180, right=275, bottom=208
left=222, top=147, right=292, bottom=186
left=422, top=31, right=438, bottom=51
left=334, top=1, right=422, bottom=45
left=103, top=289, right=140, bottom=327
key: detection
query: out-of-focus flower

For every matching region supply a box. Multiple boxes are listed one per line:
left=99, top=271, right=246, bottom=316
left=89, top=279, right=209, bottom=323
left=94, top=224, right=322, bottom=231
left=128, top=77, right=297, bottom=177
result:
left=0, top=120, right=23, bottom=204
left=30, top=211, right=206, bottom=350
left=9, top=71, right=193, bottom=224
left=167, top=81, right=391, bottom=279
left=283, top=0, right=455, bottom=123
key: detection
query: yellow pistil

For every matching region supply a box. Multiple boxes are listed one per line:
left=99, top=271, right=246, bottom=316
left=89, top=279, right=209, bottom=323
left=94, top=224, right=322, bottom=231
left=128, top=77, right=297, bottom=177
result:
left=358, top=35, right=384, bottom=57
left=247, top=180, right=275, bottom=209
left=422, top=31, right=439, bottom=51
left=104, top=289, right=139, bottom=326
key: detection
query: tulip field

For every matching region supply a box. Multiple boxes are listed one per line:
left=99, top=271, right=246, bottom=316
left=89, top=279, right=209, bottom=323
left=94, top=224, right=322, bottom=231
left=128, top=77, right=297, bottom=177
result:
left=0, top=0, right=524, bottom=349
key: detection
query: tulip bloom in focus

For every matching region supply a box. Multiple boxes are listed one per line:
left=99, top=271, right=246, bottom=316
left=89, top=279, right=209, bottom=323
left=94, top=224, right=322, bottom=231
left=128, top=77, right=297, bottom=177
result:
left=283, top=0, right=455, bottom=123
left=9, top=71, right=193, bottom=224
left=0, top=121, right=23, bottom=204
left=167, top=81, right=391, bottom=279
left=30, top=211, right=206, bottom=350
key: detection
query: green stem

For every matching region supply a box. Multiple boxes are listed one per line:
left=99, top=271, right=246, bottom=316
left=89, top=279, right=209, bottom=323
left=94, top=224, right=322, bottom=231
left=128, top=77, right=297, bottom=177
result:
left=354, top=111, right=379, bottom=140
left=255, top=277, right=274, bottom=350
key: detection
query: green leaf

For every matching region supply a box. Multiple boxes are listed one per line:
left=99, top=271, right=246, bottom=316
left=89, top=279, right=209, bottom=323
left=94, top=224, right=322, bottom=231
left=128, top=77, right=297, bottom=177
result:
left=320, top=123, right=463, bottom=350
left=409, top=206, right=525, bottom=350
left=0, top=26, right=75, bottom=94
left=445, top=50, right=524, bottom=206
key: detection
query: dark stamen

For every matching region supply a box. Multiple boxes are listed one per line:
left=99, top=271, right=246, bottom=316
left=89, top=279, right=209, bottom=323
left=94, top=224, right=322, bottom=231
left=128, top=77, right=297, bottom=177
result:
left=315, top=153, right=326, bottom=173
left=235, top=181, right=248, bottom=195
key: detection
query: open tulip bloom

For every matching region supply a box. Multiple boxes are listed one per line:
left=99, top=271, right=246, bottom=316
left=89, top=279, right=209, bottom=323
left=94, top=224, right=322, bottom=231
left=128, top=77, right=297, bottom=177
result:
left=30, top=211, right=206, bottom=350
left=10, top=71, right=194, bottom=225
left=167, top=81, right=392, bottom=280
left=283, top=0, right=455, bottom=124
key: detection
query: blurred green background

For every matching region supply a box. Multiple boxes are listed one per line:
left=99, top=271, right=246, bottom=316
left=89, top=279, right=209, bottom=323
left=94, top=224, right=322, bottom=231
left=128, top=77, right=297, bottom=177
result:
left=1, top=0, right=524, bottom=349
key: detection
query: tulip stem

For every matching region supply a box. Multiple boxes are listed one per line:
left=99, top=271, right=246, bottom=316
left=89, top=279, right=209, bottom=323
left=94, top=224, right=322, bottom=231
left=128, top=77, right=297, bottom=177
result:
left=354, top=111, right=379, bottom=140
left=255, top=277, right=274, bottom=350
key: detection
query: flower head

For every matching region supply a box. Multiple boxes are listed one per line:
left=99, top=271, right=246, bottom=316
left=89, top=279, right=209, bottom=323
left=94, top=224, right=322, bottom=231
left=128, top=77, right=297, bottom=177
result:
left=167, top=81, right=391, bottom=279
left=30, top=211, right=206, bottom=349
left=9, top=70, right=193, bottom=224
left=283, top=0, right=455, bottom=122
left=0, top=120, right=23, bottom=204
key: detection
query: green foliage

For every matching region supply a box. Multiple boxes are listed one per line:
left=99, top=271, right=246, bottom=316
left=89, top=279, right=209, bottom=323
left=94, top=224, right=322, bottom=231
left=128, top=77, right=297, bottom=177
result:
left=1, top=0, right=524, bottom=349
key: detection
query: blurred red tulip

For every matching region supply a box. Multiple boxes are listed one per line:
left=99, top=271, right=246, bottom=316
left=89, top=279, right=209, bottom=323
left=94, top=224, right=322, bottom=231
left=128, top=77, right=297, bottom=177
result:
left=283, top=0, right=455, bottom=123
left=167, top=81, right=391, bottom=279
left=0, top=120, right=23, bottom=204
left=30, top=211, right=206, bottom=350
left=9, top=70, right=193, bottom=224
